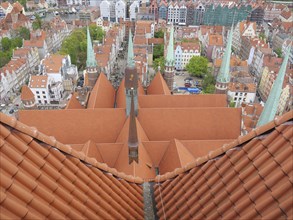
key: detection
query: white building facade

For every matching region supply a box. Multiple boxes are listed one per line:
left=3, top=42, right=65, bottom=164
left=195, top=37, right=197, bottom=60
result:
left=115, top=0, right=126, bottom=22
left=174, top=43, right=201, bottom=70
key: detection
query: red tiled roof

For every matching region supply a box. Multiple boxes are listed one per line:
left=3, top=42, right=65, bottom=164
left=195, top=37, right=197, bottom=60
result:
left=147, top=73, right=171, bottom=95
left=154, top=111, right=293, bottom=219
left=0, top=113, right=144, bottom=219
left=139, top=94, right=227, bottom=108
left=87, top=73, right=115, bottom=108
left=66, top=92, right=85, bottom=109
left=20, top=85, right=34, bottom=101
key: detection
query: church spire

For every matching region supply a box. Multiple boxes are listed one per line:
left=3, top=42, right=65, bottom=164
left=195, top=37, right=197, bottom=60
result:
left=86, top=26, right=97, bottom=68
left=257, top=45, right=291, bottom=127
left=164, top=25, right=175, bottom=91
left=128, top=89, right=138, bottom=164
left=217, top=25, right=233, bottom=83
left=166, top=25, right=174, bottom=66
left=127, top=29, right=135, bottom=68
left=215, top=25, right=233, bottom=94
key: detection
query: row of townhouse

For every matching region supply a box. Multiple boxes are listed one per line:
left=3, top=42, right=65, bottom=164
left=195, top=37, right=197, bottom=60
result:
left=150, top=0, right=289, bottom=26
left=258, top=65, right=292, bottom=115
left=0, top=1, right=24, bottom=19
left=23, top=17, right=70, bottom=60
left=93, top=24, right=125, bottom=79
left=0, top=47, right=40, bottom=101
left=100, top=0, right=127, bottom=23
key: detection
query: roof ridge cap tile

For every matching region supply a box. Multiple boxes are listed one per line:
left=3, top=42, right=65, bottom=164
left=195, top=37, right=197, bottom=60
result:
left=0, top=113, right=144, bottom=184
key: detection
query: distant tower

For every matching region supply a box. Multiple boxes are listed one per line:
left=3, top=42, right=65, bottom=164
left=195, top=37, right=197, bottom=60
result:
left=215, top=25, right=234, bottom=94
left=164, top=25, right=175, bottom=91
left=128, top=89, right=139, bottom=164
left=86, top=27, right=99, bottom=88
left=125, top=29, right=138, bottom=116
left=257, top=45, right=291, bottom=127
left=21, top=85, right=37, bottom=110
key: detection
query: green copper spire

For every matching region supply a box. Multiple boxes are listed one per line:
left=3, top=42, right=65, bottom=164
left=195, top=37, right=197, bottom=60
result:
left=86, top=26, right=97, bottom=68
left=165, top=25, right=174, bottom=66
left=127, top=29, right=135, bottom=68
left=217, top=25, right=233, bottom=83
left=257, top=45, right=291, bottom=127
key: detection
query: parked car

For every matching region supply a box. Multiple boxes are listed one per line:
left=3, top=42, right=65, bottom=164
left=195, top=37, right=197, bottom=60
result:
left=9, top=109, right=14, bottom=114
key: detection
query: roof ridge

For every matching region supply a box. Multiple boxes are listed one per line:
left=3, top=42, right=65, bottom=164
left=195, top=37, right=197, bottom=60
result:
left=154, top=110, right=293, bottom=182
left=0, top=113, right=143, bottom=184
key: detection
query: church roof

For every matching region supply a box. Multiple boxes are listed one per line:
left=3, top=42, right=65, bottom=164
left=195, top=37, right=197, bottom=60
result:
left=147, top=73, right=171, bottom=95
left=154, top=110, right=293, bottom=219
left=1, top=109, right=292, bottom=219
left=0, top=113, right=144, bottom=219
left=65, top=92, right=85, bottom=109
left=87, top=73, right=115, bottom=108
left=20, top=85, right=34, bottom=101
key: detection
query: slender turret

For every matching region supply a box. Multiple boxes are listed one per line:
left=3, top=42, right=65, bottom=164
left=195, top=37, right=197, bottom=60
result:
left=125, top=29, right=138, bottom=116
left=257, top=45, right=291, bottom=127
left=86, top=26, right=99, bottom=87
left=164, top=25, right=175, bottom=91
left=215, top=25, right=234, bottom=94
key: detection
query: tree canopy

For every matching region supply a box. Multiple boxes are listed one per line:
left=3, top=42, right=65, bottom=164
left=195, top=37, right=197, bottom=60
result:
left=154, top=29, right=164, bottom=38
left=186, top=56, right=208, bottom=78
left=153, top=44, right=164, bottom=60
left=153, top=57, right=165, bottom=72
left=0, top=37, right=23, bottom=68
left=17, top=27, right=30, bottom=40
left=202, top=71, right=216, bottom=94
left=32, top=14, right=42, bottom=30
left=274, top=48, right=282, bottom=58
left=59, top=25, right=105, bottom=70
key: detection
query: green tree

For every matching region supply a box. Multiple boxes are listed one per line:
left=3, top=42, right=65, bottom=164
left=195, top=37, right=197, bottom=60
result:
left=153, top=44, right=164, bottom=60
left=259, top=32, right=266, bottom=41
left=32, top=14, right=42, bottom=30
left=17, top=27, right=30, bottom=40
left=186, top=56, right=208, bottom=78
left=202, top=72, right=216, bottom=94
left=275, top=48, right=282, bottom=58
left=59, top=29, right=87, bottom=70
left=0, top=51, right=12, bottom=68
left=1, top=38, right=12, bottom=51
left=154, top=29, right=164, bottom=38
left=87, top=24, right=105, bottom=42
left=153, top=57, right=165, bottom=72
left=19, top=0, right=27, bottom=10
left=11, top=37, right=23, bottom=48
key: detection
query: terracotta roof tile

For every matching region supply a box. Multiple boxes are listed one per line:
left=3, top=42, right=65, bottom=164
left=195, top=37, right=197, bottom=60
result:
left=0, top=112, right=144, bottom=218
left=20, top=85, right=34, bottom=101
left=87, top=73, right=115, bottom=108
left=147, top=73, right=171, bottom=95
left=139, top=94, right=227, bottom=108
left=154, top=110, right=293, bottom=219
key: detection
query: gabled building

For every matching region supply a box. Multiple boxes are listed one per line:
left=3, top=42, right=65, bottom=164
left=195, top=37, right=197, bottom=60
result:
left=100, top=0, right=111, bottom=21
left=158, top=0, right=168, bottom=21
left=115, top=0, right=126, bottom=23
left=175, top=41, right=201, bottom=71
left=0, top=1, right=13, bottom=18
left=233, top=21, right=257, bottom=55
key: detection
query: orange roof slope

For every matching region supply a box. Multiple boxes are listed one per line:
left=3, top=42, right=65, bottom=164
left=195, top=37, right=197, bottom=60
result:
left=0, top=114, right=144, bottom=220
left=159, top=139, right=195, bottom=174
left=20, top=85, right=34, bottom=101
left=138, top=108, right=241, bottom=141
left=87, top=73, right=115, bottom=108
left=147, top=73, right=171, bottom=95
left=154, top=111, right=293, bottom=220
left=116, top=79, right=126, bottom=108
left=18, top=109, right=126, bottom=144
left=65, top=92, right=85, bottom=109
left=139, top=94, right=227, bottom=108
